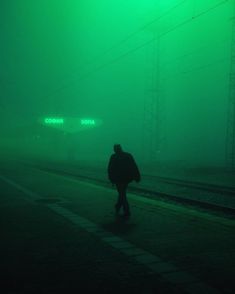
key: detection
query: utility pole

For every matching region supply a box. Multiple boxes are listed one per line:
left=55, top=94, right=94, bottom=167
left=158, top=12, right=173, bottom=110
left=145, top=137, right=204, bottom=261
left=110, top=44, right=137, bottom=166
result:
left=143, top=33, right=164, bottom=163
left=226, top=1, right=235, bottom=169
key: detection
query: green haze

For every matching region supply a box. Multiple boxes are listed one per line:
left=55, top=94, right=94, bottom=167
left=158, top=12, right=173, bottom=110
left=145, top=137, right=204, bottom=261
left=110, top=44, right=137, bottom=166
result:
left=0, top=0, right=233, bottom=167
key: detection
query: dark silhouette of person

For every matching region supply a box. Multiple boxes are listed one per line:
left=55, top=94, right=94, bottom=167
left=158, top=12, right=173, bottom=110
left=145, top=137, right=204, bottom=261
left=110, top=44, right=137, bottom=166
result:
left=108, top=144, right=141, bottom=218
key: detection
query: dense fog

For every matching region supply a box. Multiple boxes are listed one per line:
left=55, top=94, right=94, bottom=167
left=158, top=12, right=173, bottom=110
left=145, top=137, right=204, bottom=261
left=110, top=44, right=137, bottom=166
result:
left=0, top=0, right=234, bottom=169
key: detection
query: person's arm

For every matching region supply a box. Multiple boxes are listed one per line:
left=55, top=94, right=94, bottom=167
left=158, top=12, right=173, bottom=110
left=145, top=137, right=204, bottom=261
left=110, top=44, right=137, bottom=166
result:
left=134, top=161, right=141, bottom=182
left=130, top=155, right=141, bottom=182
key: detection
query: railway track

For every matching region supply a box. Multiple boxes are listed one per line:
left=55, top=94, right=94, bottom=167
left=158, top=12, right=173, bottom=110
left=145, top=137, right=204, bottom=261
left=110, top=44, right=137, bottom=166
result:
left=29, top=162, right=235, bottom=217
left=144, top=174, right=235, bottom=196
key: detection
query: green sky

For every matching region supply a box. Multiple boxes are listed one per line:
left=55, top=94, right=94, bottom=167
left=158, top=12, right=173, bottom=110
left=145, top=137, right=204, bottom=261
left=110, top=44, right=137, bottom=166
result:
left=0, top=0, right=234, bottom=165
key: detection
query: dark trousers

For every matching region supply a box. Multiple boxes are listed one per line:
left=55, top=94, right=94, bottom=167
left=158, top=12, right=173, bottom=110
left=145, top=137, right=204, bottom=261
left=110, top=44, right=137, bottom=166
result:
left=115, top=182, right=130, bottom=215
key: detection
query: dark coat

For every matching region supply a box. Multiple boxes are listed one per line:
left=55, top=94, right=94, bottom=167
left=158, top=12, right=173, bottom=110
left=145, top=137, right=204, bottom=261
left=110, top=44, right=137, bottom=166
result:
left=108, top=151, right=141, bottom=184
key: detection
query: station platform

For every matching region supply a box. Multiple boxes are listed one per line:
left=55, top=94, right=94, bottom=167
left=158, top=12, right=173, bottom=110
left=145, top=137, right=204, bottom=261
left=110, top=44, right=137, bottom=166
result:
left=22, top=158, right=235, bottom=213
left=1, top=159, right=235, bottom=293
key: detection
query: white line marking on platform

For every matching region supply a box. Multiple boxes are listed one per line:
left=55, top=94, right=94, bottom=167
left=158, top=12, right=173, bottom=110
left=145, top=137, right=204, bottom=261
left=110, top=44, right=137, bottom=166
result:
left=1, top=175, right=220, bottom=294
left=0, top=175, right=40, bottom=200
left=49, top=204, right=220, bottom=293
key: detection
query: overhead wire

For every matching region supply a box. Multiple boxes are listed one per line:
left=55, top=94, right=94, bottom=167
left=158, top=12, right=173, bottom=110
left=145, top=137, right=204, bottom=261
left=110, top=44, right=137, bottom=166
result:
left=160, top=38, right=229, bottom=69
left=76, top=0, right=189, bottom=68
left=47, top=0, right=230, bottom=98
left=44, top=0, right=189, bottom=98
left=161, top=57, right=229, bottom=82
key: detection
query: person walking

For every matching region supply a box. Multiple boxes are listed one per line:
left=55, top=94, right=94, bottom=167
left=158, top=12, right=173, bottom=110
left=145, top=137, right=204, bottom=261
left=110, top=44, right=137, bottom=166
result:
left=108, top=144, right=141, bottom=218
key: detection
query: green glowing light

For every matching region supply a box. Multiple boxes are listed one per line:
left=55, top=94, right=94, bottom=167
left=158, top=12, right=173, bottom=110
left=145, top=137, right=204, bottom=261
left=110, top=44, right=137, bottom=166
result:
left=44, top=118, right=64, bottom=124
left=40, top=116, right=102, bottom=133
left=81, top=119, right=96, bottom=125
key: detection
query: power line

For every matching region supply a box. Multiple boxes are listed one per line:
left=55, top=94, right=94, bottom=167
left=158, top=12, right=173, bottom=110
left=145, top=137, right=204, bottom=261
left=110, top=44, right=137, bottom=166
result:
left=70, top=0, right=189, bottom=73
left=160, top=57, right=229, bottom=81
left=160, top=38, right=229, bottom=67
left=69, top=0, right=230, bottom=79
left=47, top=0, right=230, bottom=98
left=44, top=0, right=189, bottom=99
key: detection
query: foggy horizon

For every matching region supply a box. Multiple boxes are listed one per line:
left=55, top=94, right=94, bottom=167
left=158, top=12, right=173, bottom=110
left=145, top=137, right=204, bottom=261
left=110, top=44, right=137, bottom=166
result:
left=0, top=0, right=234, bottom=168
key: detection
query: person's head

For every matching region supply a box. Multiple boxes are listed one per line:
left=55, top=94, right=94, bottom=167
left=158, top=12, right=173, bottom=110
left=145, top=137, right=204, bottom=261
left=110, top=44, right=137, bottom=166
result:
left=113, top=144, right=122, bottom=154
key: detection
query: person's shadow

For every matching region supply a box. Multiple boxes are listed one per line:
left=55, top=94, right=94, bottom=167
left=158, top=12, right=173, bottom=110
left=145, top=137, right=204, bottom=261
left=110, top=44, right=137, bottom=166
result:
left=102, top=216, right=137, bottom=235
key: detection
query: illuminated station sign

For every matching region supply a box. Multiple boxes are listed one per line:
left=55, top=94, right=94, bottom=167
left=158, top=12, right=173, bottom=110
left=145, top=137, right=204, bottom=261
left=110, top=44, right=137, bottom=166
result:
left=44, top=118, right=96, bottom=126
left=80, top=119, right=96, bottom=126
left=41, top=117, right=100, bottom=133
left=44, top=118, right=64, bottom=124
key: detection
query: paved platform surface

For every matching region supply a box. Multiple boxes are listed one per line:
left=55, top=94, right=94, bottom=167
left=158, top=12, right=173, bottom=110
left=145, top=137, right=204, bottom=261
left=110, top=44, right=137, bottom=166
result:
left=1, top=160, right=235, bottom=293
left=23, top=159, right=235, bottom=211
